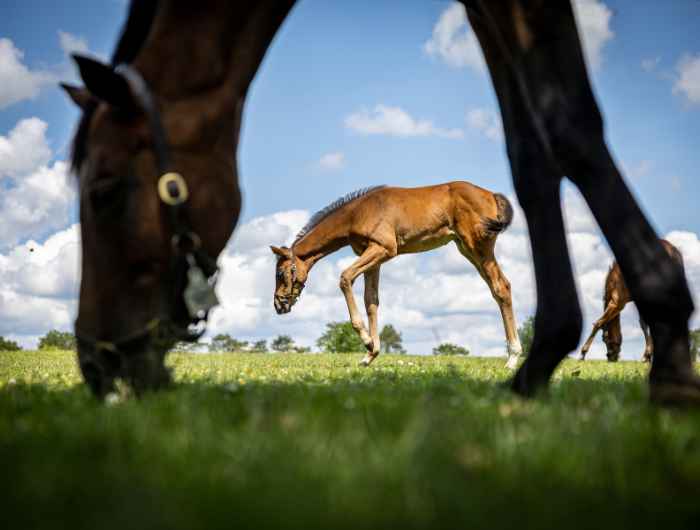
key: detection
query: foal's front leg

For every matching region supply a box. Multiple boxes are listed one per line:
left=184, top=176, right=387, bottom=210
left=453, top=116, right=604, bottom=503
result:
left=360, top=266, right=381, bottom=366
left=580, top=301, right=625, bottom=360
left=338, top=244, right=389, bottom=363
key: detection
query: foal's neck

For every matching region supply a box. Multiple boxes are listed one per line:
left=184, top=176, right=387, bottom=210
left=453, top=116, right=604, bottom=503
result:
left=292, top=222, right=351, bottom=270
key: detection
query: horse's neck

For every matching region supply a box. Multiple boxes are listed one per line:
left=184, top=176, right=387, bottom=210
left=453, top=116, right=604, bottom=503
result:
left=132, top=1, right=294, bottom=112
left=293, top=218, right=350, bottom=268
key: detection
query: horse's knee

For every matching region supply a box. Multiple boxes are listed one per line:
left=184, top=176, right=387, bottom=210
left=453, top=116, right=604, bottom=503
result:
left=535, top=307, right=583, bottom=355
left=339, top=274, right=353, bottom=292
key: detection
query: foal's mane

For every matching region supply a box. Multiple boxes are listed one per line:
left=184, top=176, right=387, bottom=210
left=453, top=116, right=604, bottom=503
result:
left=294, top=185, right=386, bottom=244
left=70, top=0, right=159, bottom=173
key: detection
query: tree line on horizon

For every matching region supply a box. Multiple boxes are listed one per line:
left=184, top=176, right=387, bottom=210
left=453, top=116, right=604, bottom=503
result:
left=2, top=320, right=700, bottom=360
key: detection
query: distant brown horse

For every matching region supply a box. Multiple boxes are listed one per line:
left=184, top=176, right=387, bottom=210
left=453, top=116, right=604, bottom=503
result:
left=579, top=240, right=684, bottom=363
left=64, top=0, right=697, bottom=404
left=271, top=182, right=522, bottom=367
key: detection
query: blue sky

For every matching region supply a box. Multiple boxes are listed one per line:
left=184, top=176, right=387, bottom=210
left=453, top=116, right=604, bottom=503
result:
left=1, top=1, right=699, bottom=357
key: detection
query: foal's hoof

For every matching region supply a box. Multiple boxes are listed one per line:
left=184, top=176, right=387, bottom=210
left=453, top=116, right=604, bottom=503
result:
left=359, top=354, right=375, bottom=367
left=504, top=355, right=520, bottom=370
left=649, top=376, right=700, bottom=407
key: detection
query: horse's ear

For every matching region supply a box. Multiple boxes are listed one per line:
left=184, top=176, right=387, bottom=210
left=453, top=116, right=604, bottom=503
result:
left=71, top=54, right=137, bottom=110
left=270, top=246, right=292, bottom=258
left=60, top=83, right=96, bottom=110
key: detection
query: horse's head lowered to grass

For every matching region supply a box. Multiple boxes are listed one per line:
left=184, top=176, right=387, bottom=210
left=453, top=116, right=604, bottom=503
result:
left=271, top=246, right=308, bottom=314
left=63, top=55, right=240, bottom=397
left=61, top=1, right=295, bottom=398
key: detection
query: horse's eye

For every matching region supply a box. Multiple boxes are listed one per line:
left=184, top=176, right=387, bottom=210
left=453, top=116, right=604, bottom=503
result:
left=88, top=176, right=127, bottom=214
left=276, top=270, right=285, bottom=280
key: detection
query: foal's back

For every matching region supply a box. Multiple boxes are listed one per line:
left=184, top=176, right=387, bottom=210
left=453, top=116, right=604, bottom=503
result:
left=345, top=181, right=503, bottom=253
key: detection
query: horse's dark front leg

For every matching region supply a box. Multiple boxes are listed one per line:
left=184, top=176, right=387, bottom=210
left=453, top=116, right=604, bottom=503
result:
left=510, top=187, right=583, bottom=396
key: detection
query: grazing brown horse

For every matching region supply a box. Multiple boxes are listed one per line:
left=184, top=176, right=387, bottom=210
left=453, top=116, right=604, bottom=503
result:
left=579, top=240, right=684, bottom=363
left=65, top=0, right=698, bottom=404
left=271, top=182, right=522, bottom=367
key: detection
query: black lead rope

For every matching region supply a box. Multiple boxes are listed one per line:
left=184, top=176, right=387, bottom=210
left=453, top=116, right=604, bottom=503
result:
left=76, top=64, right=220, bottom=360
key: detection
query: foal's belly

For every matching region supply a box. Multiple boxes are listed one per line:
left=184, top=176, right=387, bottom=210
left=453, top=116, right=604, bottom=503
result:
left=397, top=227, right=455, bottom=254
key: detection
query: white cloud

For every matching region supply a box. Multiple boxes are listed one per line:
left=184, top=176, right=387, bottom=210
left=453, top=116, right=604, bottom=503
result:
left=0, top=225, right=79, bottom=346
left=0, top=38, right=54, bottom=109
left=58, top=30, right=89, bottom=56
left=423, top=2, right=485, bottom=73
left=318, top=151, right=345, bottom=171
left=0, top=117, right=52, bottom=176
left=424, top=1, right=614, bottom=73
left=673, top=53, right=700, bottom=105
left=466, top=108, right=503, bottom=142
left=572, top=0, right=615, bottom=71
left=0, top=118, right=76, bottom=249
left=345, top=104, right=464, bottom=139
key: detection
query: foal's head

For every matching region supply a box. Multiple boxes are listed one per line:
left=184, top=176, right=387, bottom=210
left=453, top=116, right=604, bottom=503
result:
left=271, top=246, right=308, bottom=314
left=64, top=56, right=240, bottom=396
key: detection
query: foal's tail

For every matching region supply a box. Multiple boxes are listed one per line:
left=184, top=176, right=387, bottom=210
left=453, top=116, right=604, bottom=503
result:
left=482, top=193, right=514, bottom=237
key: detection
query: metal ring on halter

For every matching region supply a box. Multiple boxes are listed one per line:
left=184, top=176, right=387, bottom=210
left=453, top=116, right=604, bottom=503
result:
left=158, top=172, right=189, bottom=205
left=171, top=231, right=202, bottom=254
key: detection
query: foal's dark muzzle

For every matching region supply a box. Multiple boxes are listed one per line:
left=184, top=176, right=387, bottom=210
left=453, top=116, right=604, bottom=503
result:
left=274, top=296, right=293, bottom=314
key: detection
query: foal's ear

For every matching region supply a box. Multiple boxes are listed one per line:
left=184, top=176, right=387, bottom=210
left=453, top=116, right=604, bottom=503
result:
left=71, top=54, right=137, bottom=110
left=270, top=246, right=292, bottom=258
left=60, top=83, right=96, bottom=110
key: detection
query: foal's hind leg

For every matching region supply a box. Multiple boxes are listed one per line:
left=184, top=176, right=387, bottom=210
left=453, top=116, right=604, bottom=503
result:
left=360, top=266, right=382, bottom=367
left=455, top=236, right=522, bottom=369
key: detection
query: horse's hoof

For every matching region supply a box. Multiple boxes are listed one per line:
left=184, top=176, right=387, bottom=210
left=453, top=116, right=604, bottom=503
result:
left=649, top=376, right=700, bottom=407
left=358, top=356, right=373, bottom=367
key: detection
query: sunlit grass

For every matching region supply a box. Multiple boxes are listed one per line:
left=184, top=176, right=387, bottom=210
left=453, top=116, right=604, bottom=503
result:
left=1, top=351, right=699, bottom=529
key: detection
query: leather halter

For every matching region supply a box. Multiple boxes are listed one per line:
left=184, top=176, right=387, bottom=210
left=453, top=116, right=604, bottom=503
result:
left=76, top=64, right=219, bottom=358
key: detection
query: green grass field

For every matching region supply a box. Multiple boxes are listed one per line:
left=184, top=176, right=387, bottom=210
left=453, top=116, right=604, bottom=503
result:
left=2, top=351, right=700, bottom=529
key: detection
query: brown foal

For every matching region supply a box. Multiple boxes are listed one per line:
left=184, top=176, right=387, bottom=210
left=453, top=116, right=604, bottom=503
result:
left=580, top=240, right=684, bottom=363
left=271, top=182, right=522, bottom=367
